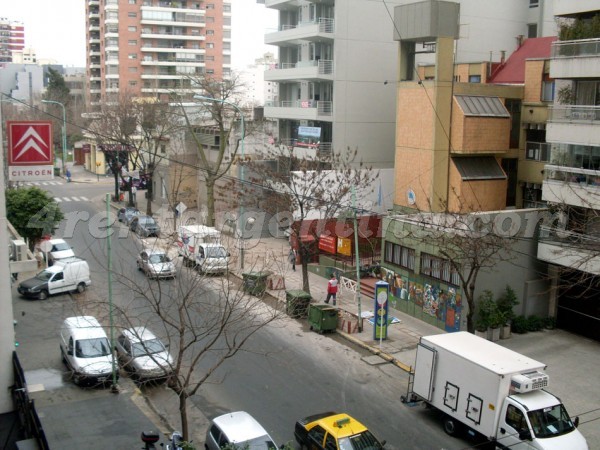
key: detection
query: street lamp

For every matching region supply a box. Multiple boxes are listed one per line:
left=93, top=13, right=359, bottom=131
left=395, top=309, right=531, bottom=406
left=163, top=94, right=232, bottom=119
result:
left=41, top=100, right=67, bottom=175
left=193, top=94, right=246, bottom=268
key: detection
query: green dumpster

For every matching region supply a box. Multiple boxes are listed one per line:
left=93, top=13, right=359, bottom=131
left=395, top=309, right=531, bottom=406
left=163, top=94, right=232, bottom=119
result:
left=242, top=271, right=270, bottom=296
left=308, top=304, right=338, bottom=333
left=285, top=290, right=312, bottom=318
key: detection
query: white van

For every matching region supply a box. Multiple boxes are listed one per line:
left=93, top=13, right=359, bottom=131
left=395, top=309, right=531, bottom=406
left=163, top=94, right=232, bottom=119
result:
left=195, top=243, right=229, bottom=275
left=17, top=257, right=91, bottom=300
left=205, top=411, right=278, bottom=450
left=59, top=316, right=117, bottom=386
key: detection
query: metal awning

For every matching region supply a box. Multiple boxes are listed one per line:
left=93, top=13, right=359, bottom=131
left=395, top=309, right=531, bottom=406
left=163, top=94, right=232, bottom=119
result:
left=452, top=156, right=507, bottom=181
left=455, top=95, right=510, bottom=117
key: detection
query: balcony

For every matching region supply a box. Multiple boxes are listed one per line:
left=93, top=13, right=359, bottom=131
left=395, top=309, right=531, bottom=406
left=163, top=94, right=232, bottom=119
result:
left=538, top=225, right=600, bottom=275
left=265, top=0, right=304, bottom=9
left=265, top=59, right=333, bottom=82
left=550, top=38, right=600, bottom=79
left=547, top=105, right=600, bottom=147
left=141, top=32, right=204, bottom=41
left=542, top=165, right=600, bottom=208
left=265, top=18, right=334, bottom=46
left=264, top=100, right=333, bottom=122
left=525, top=141, right=550, bottom=162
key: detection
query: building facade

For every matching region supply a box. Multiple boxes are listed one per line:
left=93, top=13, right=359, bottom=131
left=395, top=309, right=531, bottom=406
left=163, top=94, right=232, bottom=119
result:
left=537, top=0, right=600, bottom=341
left=0, top=18, right=25, bottom=66
left=85, top=0, right=232, bottom=105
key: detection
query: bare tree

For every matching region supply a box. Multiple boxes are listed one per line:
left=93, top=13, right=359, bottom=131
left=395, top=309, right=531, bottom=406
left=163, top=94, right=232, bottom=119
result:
left=246, top=146, right=379, bottom=295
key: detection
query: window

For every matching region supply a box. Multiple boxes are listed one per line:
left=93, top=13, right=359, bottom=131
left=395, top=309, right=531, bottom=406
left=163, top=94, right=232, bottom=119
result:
left=206, top=29, right=214, bottom=35
left=128, top=66, right=138, bottom=72
left=128, top=39, right=138, bottom=46
left=129, top=0, right=137, bottom=3
left=506, top=405, right=528, bottom=433
left=420, top=252, right=460, bottom=285
left=542, top=81, right=554, bottom=102
left=529, top=0, right=539, bottom=7
left=128, top=26, right=137, bottom=32
left=205, top=55, right=214, bottom=61
left=128, top=53, right=137, bottom=59
left=206, top=69, right=214, bottom=74
left=384, top=242, right=415, bottom=270
left=468, top=75, right=481, bottom=83
left=206, top=16, right=215, bottom=23
left=307, top=426, right=326, bottom=447
left=525, top=143, right=550, bottom=162
left=527, top=23, right=537, bottom=38
left=206, top=43, right=214, bottom=49
left=128, top=12, right=137, bottom=17
left=129, top=81, right=137, bottom=86
left=160, top=144, right=166, bottom=154
left=206, top=3, right=215, bottom=9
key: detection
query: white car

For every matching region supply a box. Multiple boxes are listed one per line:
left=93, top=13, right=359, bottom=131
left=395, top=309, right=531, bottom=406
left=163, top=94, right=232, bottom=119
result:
left=136, top=249, right=176, bottom=279
left=205, top=411, right=278, bottom=450
left=47, top=238, right=75, bottom=265
left=115, top=327, right=173, bottom=381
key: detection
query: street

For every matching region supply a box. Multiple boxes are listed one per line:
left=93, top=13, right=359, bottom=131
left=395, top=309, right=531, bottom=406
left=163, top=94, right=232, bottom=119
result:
left=13, top=181, right=481, bottom=449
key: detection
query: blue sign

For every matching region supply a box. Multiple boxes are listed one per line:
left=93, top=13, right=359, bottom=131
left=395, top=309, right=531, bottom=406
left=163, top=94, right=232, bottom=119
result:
left=298, top=126, right=321, bottom=138
left=374, top=281, right=389, bottom=340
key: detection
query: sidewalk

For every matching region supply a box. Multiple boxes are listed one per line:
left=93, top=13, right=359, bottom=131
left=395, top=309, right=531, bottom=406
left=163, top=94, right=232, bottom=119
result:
left=61, top=164, right=600, bottom=449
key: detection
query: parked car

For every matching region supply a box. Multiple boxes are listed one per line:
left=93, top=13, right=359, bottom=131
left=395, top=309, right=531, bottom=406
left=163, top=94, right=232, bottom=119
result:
left=115, top=327, right=173, bottom=381
left=205, top=411, right=278, bottom=450
left=136, top=249, right=176, bottom=279
left=117, top=207, right=140, bottom=225
left=60, top=316, right=116, bottom=387
left=17, top=257, right=91, bottom=300
left=294, top=412, right=386, bottom=450
left=46, top=238, right=75, bottom=265
left=130, top=215, right=160, bottom=238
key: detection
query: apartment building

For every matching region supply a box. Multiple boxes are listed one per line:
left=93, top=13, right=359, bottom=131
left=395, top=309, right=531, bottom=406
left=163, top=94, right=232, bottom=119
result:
left=85, top=0, right=231, bottom=105
left=0, top=18, right=25, bottom=65
left=537, top=0, right=600, bottom=341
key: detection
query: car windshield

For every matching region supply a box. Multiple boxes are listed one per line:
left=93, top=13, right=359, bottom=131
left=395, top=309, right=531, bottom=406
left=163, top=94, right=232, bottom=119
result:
left=206, top=247, right=227, bottom=258
left=35, top=270, right=54, bottom=281
left=131, top=338, right=166, bottom=357
left=140, top=217, right=156, bottom=226
left=75, top=338, right=111, bottom=358
left=148, top=254, right=169, bottom=264
left=52, top=242, right=70, bottom=251
left=338, top=431, right=383, bottom=450
left=528, top=404, right=576, bottom=439
left=236, top=435, right=277, bottom=450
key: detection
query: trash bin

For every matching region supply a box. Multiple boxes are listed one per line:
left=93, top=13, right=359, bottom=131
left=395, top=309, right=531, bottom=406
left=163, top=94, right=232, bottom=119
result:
left=285, top=290, right=312, bottom=318
left=242, top=271, right=270, bottom=296
left=308, top=304, right=338, bottom=333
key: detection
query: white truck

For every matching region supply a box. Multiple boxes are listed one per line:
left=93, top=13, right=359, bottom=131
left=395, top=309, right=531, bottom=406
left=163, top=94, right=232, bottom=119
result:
left=405, top=332, right=588, bottom=450
left=176, top=225, right=229, bottom=274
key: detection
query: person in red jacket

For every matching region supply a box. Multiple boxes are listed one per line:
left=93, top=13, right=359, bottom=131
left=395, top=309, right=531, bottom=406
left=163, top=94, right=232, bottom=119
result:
left=325, top=274, right=338, bottom=305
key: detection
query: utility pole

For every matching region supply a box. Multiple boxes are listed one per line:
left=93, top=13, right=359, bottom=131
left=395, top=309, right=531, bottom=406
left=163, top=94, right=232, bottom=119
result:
left=352, top=186, right=363, bottom=332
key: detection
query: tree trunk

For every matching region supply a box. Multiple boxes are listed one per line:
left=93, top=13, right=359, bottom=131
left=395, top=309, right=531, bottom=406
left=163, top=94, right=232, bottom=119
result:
left=206, top=177, right=215, bottom=227
left=466, top=290, right=475, bottom=333
left=146, top=174, right=153, bottom=216
left=299, top=244, right=311, bottom=294
left=179, top=393, right=189, bottom=442
left=113, top=171, right=120, bottom=202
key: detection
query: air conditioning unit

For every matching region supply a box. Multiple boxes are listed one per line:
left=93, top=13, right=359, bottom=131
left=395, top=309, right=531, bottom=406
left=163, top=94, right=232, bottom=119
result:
left=511, top=371, right=549, bottom=393
left=11, top=239, right=28, bottom=261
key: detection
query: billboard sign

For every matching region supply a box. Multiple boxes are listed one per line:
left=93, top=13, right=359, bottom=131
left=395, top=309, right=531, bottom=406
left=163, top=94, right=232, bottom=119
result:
left=7, top=121, right=54, bottom=181
left=318, top=234, right=337, bottom=254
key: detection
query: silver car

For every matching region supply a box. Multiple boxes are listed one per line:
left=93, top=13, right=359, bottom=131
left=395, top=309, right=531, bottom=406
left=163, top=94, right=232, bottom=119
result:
left=205, top=411, right=278, bottom=450
left=115, top=327, right=173, bottom=381
left=136, top=249, right=176, bottom=279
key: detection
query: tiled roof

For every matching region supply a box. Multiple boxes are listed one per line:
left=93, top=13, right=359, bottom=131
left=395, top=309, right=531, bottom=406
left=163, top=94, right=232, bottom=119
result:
left=489, top=36, right=556, bottom=84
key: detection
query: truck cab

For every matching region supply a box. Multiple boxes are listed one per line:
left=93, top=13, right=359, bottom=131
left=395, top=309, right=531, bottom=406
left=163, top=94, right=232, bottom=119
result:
left=496, top=390, right=587, bottom=450
left=195, top=243, right=229, bottom=275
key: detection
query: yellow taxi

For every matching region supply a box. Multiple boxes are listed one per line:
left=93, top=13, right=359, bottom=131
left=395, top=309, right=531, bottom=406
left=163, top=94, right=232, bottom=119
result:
left=294, top=412, right=386, bottom=450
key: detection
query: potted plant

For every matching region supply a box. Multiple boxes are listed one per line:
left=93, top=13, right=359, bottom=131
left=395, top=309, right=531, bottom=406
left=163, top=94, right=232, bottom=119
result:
left=488, top=310, right=504, bottom=342
left=475, top=290, right=497, bottom=340
left=496, top=285, right=519, bottom=339
left=474, top=319, right=488, bottom=339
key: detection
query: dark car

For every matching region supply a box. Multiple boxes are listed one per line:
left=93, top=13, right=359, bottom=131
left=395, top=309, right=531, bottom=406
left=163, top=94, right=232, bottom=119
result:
left=129, top=215, right=161, bottom=238
left=117, top=207, right=140, bottom=225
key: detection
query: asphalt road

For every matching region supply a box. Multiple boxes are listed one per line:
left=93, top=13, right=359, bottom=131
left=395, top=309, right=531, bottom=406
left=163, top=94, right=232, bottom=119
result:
left=14, top=182, right=477, bottom=450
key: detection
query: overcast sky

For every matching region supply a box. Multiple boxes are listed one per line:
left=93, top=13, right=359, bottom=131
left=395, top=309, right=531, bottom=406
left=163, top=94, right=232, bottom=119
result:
left=0, top=0, right=277, bottom=68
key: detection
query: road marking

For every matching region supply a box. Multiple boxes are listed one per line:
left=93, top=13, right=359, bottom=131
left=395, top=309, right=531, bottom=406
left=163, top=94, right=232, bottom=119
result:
left=53, top=196, right=89, bottom=202
left=24, top=181, right=63, bottom=186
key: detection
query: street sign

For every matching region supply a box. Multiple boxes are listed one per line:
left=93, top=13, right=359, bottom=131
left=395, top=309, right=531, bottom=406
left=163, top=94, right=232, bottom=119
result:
left=176, top=202, right=187, bottom=215
left=39, top=240, right=52, bottom=253
left=7, top=121, right=54, bottom=181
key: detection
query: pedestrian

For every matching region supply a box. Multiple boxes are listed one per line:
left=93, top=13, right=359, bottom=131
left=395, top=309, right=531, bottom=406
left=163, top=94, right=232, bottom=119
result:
left=288, top=248, right=297, bottom=271
left=325, top=273, right=338, bottom=305
left=65, top=168, right=71, bottom=183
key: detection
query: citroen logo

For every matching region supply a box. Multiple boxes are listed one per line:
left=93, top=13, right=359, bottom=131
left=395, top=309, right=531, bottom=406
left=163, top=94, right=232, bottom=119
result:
left=13, top=127, right=50, bottom=161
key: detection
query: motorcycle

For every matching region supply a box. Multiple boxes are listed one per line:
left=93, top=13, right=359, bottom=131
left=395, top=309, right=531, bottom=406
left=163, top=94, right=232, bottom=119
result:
left=141, top=430, right=185, bottom=450
left=165, top=431, right=185, bottom=450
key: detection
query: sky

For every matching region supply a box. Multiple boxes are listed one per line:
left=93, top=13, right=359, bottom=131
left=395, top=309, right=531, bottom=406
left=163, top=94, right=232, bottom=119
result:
left=0, top=0, right=277, bottom=68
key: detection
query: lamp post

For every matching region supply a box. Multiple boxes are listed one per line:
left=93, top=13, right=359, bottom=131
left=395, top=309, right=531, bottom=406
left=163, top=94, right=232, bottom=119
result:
left=41, top=100, right=67, bottom=175
left=193, top=95, right=246, bottom=268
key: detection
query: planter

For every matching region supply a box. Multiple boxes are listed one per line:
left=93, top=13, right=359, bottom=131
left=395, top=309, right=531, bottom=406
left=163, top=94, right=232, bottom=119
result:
left=474, top=329, right=487, bottom=339
left=500, top=324, right=511, bottom=339
left=488, top=327, right=501, bottom=342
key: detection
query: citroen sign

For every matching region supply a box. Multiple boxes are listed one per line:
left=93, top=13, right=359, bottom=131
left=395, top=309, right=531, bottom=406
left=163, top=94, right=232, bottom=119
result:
left=7, top=121, right=55, bottom=181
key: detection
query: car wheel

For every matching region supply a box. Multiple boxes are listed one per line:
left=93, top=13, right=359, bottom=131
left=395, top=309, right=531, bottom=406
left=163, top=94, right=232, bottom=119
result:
left=137, top=261, right=142, bottom=271
left=443, top=416, right=459, bottom=436
left=73, top=372, right=81, bottom=386
left=38, top=290, right=48, bottom=301
left=76, top=282, right=86, bottom=294
left=61, top=349, right=67, bottom=365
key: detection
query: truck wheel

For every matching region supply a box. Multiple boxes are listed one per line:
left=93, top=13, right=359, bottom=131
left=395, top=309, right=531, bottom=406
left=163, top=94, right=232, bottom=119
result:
left=38, top=290, right=48, bottom=300
left=443, top=416, right=459, bottom=436
left=76, top=283, right=86, bottom=293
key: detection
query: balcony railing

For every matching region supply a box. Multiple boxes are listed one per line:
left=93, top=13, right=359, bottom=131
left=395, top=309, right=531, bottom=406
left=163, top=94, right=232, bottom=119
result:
left=278, top=17, right=334, bottom=33
left=267, top=100, right=332, bottom=116
left=549, top=105, right=600, bottom=122
left=552, top=38, right=600, bottom=59
left=539, top=225, right=600, bottom=250
left=544, top=164, right=600, bottom=186
left=269, top=59, right=333, bottom=75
